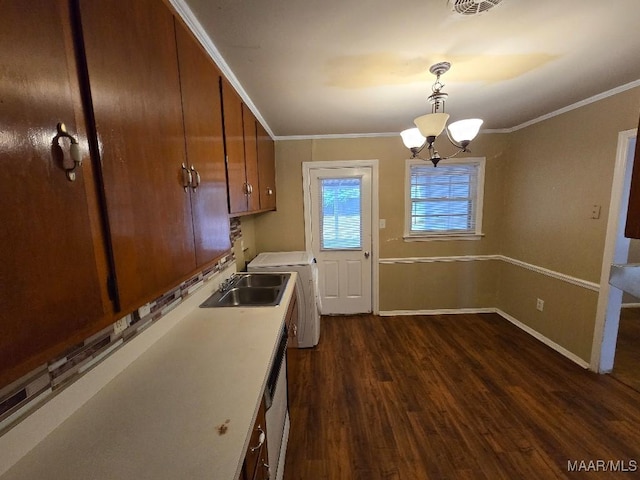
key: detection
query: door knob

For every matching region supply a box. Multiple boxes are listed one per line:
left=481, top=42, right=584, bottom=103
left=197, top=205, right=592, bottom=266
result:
left=364, top=251, right=370, bottom=258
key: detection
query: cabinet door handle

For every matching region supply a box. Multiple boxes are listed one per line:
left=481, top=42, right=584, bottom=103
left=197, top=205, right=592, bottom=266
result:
left=54, top=123, right=82, bottom=182
left=190, top=165, right=201, bottom=191
left=267, top=188, right=273, bottom=196
left=248, top=183, right=253, bottom=195
left=249, top=426, right=265, bottom=452
left=181, top=163, right=192, bottom=192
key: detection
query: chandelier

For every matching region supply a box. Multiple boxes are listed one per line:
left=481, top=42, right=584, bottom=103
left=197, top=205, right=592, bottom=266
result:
left=400, top=62, right=483, bottom=166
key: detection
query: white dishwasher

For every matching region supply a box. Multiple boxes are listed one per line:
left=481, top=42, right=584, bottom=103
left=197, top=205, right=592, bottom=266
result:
left=264, top=324, right=289, bottom=480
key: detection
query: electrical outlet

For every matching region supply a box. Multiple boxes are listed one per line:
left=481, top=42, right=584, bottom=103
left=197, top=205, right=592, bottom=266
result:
left=536, top=298, right=544, bottom=312
left=113, top=317, right=129, bottom=335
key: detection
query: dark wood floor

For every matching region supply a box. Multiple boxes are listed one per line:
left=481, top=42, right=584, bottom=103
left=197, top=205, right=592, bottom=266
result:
left=612, top=308, right=640, bottom=393
left=284, top=314, right=640, bottom=479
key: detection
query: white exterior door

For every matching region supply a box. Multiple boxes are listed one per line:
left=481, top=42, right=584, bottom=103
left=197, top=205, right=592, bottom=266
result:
left=306, top=166, right=372, bottom=314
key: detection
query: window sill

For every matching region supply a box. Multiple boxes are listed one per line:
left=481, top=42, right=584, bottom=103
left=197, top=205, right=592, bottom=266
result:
left=403, top=233, right=485, bottom=242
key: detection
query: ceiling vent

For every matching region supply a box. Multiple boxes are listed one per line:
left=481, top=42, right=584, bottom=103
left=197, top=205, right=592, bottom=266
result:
left=448, top=0, right=503, bottom=15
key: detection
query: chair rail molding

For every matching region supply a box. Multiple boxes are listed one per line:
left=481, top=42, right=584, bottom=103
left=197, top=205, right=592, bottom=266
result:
left=379, top=255, right=599, bottom=292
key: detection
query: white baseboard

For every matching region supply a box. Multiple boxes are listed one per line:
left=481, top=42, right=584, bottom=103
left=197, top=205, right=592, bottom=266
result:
left=494, top=309, right=589, bottom=368
left=378, top=308, right=590, bottom=369
left=379, top=308, right=495, bottom=316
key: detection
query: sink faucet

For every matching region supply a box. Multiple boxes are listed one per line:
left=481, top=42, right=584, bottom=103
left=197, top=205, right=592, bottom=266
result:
left=219, top=276, right=235, bottom=292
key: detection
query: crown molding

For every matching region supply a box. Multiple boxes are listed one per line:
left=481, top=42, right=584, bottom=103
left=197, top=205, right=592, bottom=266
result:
left=274, top=132, right=400, bottom=141
left=276, top=80, right=640, bottom=141
left=505, top=79, right=640, bottom=133
left=465, top=80, right=640, bottom=135
left=168, top=0, right=275, bottom=138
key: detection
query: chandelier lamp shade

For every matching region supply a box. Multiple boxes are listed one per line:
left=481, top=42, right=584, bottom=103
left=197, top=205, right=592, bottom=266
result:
left=401, top=62, right=483, bottom=166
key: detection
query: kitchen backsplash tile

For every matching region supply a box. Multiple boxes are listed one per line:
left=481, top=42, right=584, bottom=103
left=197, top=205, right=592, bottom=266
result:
left=0, top=254, right=235, bottom=435
left=230, top=217, right=242, bottom=244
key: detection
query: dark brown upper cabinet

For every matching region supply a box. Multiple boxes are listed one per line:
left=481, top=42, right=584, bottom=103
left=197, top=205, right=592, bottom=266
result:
left=257, top=122, right=277, bottom=211
left=0, top=0, right=112, bottom=386
left=222, top=78, right=250, bottom=215
left=221, top=79, right=277, bottom=216
left=242, top=104, right=262, bottom=213
left=625, top=111, right=640, bottom=238
left=78, top=0, right=199, bottom=314
left=175, top=19, right=231, bottom=265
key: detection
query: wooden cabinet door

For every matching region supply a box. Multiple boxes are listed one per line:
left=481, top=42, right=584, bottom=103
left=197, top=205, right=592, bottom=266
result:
left=257, top=123, right=277, bottom=211
left=78, top=0, right=196, bottom=313
left=0, top=0, right=110, bottom=385
left=242, top=105, right=261, bottom=212
left=625, top=112, right=640, bottom=238
left=175, top=20, right=231, bottom=266
left=243, top=398, right=268, bottom=480
left=286, top=289, right=299, bottom=349
left=222, top=79, right=248, bottom=215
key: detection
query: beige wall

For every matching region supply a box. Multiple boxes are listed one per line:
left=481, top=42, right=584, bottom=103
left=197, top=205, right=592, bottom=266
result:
left=497, top=262, right=599, bottom=361
left=252, top=140, right=311, bottom=253
left=244, top=86, right=640, bottom=363
left=251, top=133, right=509, bottom=312
left=499, top=88, right=640, bottom=282
left=380, top=260, right=500, bottom=311
left=497, top=87, right=640, bottom=361
left=254, top=134, right=510, bottom=258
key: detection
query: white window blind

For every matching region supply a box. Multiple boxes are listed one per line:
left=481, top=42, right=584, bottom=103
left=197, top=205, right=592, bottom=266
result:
left=407, top=160, right=483, bottom=237
left=319, top=178, right=362, bottom=250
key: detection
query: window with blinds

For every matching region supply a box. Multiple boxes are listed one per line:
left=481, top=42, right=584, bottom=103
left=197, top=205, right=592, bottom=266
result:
left=405, top=158, right=485, bottom=238
left=320, top=177, right=362, bottom=250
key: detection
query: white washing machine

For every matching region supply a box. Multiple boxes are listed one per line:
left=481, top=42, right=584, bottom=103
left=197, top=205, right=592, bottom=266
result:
left=248, top=251, right=320, bottom=348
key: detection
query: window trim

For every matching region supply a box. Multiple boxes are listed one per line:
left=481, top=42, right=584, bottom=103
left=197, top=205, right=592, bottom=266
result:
left=403, top=157, right=486, bottom=241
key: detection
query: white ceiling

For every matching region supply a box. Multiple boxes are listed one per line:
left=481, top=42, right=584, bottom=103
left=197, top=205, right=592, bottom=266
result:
left=180, top=0, right=640, bottom=138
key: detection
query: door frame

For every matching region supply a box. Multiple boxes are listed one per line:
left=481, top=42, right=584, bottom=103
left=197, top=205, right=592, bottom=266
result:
left=303, top=160, right=379, bottom=314
left=591, top=128, right=637, bottom=372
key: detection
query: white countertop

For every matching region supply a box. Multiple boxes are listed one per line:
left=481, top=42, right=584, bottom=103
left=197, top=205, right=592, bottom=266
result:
left=0, top=269, right=296, bottom=480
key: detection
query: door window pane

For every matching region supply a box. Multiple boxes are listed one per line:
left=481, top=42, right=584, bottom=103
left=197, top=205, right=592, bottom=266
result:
left=320, top=178, right=361, bottom=250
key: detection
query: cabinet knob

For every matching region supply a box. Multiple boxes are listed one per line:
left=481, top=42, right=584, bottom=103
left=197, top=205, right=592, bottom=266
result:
left=262, top=461, right=271, bottom=478
left=267, top=188, right=273, bottom=195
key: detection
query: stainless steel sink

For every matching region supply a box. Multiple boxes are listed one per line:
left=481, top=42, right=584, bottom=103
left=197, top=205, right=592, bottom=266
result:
left=200, top=273, right=290, bottom=308
left=233, top=273, right=288, bottom=288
